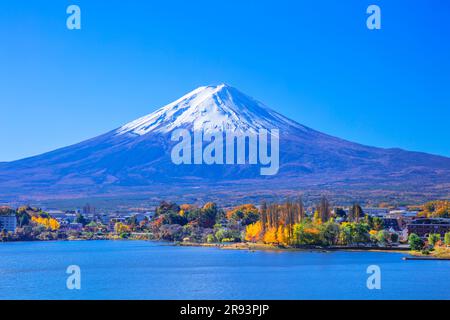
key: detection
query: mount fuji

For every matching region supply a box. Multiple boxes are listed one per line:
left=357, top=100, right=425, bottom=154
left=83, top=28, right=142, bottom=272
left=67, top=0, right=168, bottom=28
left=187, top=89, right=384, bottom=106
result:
left=1, top=84, right=449, bottom=205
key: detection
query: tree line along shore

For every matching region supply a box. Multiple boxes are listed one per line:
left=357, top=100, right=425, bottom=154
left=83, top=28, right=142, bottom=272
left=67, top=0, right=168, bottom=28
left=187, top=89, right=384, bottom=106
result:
left=0, top=199, right=449, bottom=258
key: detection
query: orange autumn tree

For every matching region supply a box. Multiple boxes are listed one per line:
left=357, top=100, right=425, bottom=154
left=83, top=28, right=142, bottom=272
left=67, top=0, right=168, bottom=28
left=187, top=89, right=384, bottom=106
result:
left=419, top=201, right=450, bottom=218
left=180, top=204, right=195, bottom=211
left=304, top=227, right=320, bottom=236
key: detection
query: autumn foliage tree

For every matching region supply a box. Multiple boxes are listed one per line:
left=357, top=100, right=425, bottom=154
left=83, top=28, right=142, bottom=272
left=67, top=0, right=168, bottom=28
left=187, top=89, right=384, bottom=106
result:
left=420, top=201, right=450, bottom=218
left=244, top=221, right=262, bottom=242
left=114, top=222, right=130, bottom=234
left=226, top=204, right=259, bottom=226
left=263, top=227, right=278, bottom=244
left=245, top=197, right=306, bottom=246
left=31, top=216, right=60, bottom=231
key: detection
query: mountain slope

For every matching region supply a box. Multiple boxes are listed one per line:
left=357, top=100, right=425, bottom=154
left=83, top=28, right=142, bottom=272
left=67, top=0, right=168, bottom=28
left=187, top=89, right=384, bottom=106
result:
left=0, top=84, right=449, bottom=203
left=116, top=84, right=304, bottom=135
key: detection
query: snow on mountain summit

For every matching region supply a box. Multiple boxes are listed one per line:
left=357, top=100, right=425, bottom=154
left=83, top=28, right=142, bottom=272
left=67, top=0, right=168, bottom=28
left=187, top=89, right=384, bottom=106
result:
left=116, top=84, right=304, bottom=136
left=3, top=85, right=450, bottom=202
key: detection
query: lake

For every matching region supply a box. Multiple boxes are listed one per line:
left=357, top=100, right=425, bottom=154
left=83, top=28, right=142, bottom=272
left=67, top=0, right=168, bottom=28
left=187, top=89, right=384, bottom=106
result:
left=0, top=241, right=448, bottom=300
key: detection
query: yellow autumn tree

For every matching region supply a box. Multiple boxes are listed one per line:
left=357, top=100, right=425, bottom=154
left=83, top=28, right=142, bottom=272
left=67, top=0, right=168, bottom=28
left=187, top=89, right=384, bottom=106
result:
left=31, top=216, right=60, bottom=231
left=48, top=218, right=60, bottom=230
left=313, top=210, right=322, bottom=225
left=276, top=225, right=290, bottom=245
left=114, top=222, right=130, bottom=234
left=419, top=200, right=450, bottom=218
left=245, top=221, right=263, bottom=242
left=263, top=227, right=278, bottom=244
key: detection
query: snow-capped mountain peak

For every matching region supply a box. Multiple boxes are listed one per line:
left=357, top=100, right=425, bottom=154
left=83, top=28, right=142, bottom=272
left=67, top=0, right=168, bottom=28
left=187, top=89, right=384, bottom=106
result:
left=3, top=85, right=450, bottom=203
left=116, top=84, right=303, bottom=136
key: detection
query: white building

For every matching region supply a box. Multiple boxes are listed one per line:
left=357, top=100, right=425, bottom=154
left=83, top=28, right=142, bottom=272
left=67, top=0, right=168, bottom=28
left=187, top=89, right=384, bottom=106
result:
left=387, top=210, right=418, bottom=219
left=363, top=207, right=389, bottom=217
left=0, top=214, right=17, bottom=233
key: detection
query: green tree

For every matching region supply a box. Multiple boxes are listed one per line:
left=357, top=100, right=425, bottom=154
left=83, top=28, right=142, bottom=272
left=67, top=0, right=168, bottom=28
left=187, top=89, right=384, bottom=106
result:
left=376, top=230, right=390, bottom=246
left=364, top=214, right=374, bottom=229
left=206, top=234, right=216, bottom=243
left=75, top=213, right=88, bottom=226
left=428, top=233, right=441, bottom=248
left=320, top=220, right=340, bottom=246
left=198, top=203, right=219, bottom=228
left=186, top=208, right=201, bottom=222
left=353, top=223, right=370, bottom=244
left=339, top=223, right=354, bottom=245
left=409, top=233, right=424, bottom=251
left=372, top=217, right=384, bottom=231
left=241, top=211, right=260, bottom=226
left=444, top=232, right=450, bottom=246
left=163, top=212, right=188, bottom=226
left=293, top=222, right=322, bottom=246
left=156, top=201, right=180, bottom=216
left=215, top=228, right=241, bottom=242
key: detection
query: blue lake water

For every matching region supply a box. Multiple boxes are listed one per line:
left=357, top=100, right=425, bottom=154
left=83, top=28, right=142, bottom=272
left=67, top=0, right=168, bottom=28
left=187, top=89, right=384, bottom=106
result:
left=0, top=240, right=448, bottom=300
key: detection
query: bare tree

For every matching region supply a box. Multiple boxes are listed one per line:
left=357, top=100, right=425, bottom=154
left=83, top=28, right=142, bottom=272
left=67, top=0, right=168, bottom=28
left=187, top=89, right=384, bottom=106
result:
left=349, top=203, right=364, bottom=222
left=318, top=196, right=331, bottom=222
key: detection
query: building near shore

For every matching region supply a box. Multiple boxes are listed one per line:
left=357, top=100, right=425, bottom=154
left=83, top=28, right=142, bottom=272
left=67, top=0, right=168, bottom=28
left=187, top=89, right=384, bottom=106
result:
left=387, top=210, right=418, bottom=218
left=363, top=207, right=389, bottom=217
left=108, top=216, right=126, bottom=231
left=0, top=212, right=17, bottom=233
left=383, top=218, right=401, bottom=231
left=59, top=222, right=83, bottom=232
left=407, top=218, right=450, bottom=238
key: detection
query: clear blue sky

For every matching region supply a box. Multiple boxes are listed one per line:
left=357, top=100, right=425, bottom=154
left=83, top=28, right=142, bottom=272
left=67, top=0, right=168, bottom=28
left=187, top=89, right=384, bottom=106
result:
left=1, top=0, right=449, bottom=161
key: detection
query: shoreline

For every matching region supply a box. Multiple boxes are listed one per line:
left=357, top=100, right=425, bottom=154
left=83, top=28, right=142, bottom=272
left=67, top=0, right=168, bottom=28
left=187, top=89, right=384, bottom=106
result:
left=176, top=241, right=411, bottom=254
left=407, top=248, right=450, bottom=260
left=403, top=256, right=450, bottom=261
left=5, top=238, right=449, bottom=259
left=1, top=238, right=410, bottom=255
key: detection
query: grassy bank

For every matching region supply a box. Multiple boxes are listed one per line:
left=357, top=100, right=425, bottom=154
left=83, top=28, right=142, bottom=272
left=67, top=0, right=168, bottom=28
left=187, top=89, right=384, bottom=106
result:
left=409, top=247, right=450, bottom=259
